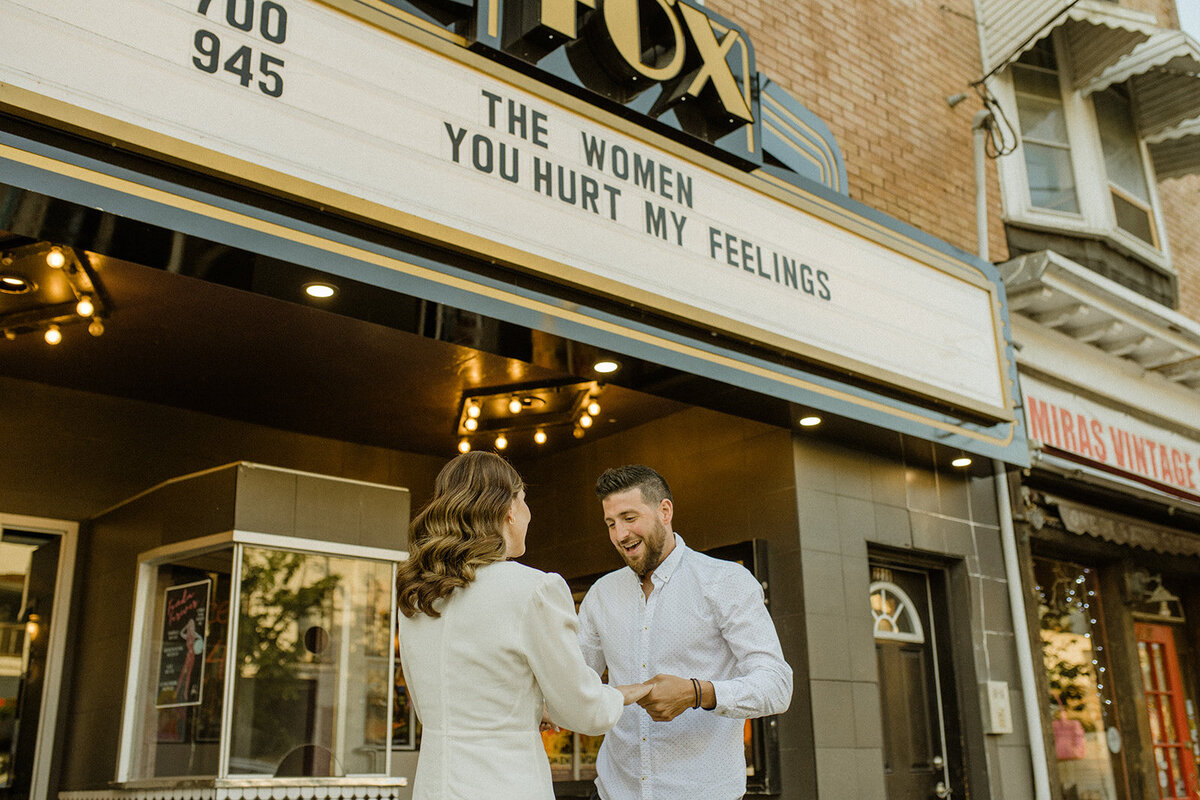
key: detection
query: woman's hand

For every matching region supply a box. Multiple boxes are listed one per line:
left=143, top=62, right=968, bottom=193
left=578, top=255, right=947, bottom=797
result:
left=617, top=682, right=651, bottom=706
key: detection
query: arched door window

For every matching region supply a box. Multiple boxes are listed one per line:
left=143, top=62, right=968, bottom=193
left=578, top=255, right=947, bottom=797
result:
left=869, top=581, right=925, bottom=643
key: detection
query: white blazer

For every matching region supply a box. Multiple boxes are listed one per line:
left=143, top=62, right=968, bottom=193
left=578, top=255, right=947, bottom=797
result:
left=397, top=560, right=624, bottom=800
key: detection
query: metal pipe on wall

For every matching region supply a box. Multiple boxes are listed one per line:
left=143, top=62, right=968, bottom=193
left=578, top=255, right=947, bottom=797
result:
left=974, top=108, right=1052, bottom=800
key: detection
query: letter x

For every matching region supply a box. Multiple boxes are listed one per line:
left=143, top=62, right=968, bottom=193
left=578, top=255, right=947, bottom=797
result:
left=676, top=4, right=753, bottom=122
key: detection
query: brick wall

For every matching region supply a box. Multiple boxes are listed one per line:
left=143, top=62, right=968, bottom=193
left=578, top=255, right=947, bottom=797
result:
left=1160, top=174, right=1200, bottom=318
left=709, top=0, right=1007, bottom=260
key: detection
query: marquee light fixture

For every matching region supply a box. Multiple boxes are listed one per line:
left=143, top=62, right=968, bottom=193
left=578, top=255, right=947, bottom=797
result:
left=455, top=379, right=605, bottom=453
left=593, top=359, right=620, bottom=374
left=0, top=242, right=111, bottom=345
left=304, top=281, right=337, bottom=299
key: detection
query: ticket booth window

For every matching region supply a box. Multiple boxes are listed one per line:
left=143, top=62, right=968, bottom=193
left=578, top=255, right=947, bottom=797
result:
left=120, top=541, right=397, bottom=781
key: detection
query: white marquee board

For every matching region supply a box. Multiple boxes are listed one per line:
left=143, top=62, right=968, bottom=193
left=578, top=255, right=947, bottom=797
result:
left=0, top=0, right=1009, bottom=415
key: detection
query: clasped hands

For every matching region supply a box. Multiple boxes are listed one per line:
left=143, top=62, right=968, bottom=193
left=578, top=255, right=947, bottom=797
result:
left=617, top=673, right=705, bottom=721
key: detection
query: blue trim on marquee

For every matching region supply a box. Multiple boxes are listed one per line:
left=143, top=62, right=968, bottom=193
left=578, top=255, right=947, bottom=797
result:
left=759, top=76, right=849, bottom=195
left=0, top=131, right=1029, bottom=465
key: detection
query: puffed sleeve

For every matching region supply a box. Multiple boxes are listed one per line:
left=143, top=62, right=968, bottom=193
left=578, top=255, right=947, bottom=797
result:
left=522, top=573, right=624, bottom=735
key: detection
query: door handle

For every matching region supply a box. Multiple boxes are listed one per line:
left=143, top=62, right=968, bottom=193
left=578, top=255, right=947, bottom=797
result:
left=934, top=781, right=952, bottom=799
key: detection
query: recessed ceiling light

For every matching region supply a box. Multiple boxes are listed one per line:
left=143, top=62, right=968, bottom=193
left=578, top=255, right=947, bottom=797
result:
left=593, top=359, right=620, bottom=374
left=304, top=282, right=337, bottom=299
left=951, top=456, right=972, bottom=468
left=798, top=415, right=822, bottom=427
left=0, top=274, right=35, bottom=294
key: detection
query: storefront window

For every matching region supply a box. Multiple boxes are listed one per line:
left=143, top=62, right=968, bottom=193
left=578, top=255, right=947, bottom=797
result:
left=1035, top=558, right=1125, bottom=800
left=123, top=543, right=395, bottom=780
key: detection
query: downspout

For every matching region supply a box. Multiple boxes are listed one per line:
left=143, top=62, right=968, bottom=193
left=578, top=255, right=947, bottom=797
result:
left=973, top=108, right=1052, bottom=800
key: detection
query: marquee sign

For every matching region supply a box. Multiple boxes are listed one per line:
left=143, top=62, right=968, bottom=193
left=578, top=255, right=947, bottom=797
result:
left=0, top=0, right=1014, bottom=421
left=1022, top=374, right=1200, bottom=502
left=393, top=0, right=761, bottom=166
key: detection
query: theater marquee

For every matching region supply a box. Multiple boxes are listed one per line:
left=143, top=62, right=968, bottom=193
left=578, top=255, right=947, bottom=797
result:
left=0, top=0, right=1018, bottom=427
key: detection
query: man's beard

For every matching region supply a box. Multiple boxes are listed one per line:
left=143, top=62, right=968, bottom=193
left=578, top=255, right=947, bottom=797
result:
left=619, top=519, right=669, bottom=578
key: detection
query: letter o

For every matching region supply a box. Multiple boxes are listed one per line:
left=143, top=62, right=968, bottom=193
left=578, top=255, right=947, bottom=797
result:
left=602, top=0, right=686, bottom=81
left=472, top=134, right=494, bottom=173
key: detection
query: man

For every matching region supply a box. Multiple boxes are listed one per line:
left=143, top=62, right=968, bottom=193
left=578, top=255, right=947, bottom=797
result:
left=577, top=465, right=793, bottom=800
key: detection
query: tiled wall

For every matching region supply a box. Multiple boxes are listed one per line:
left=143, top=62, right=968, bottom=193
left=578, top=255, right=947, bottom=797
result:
left=793, top=433, right=1033, bottom=800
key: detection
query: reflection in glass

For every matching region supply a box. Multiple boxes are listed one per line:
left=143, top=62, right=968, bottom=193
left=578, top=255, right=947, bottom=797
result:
left=1014, top=42, right=1080, bottom=214
left=228, top=547, right=394, bottom=776
left=1035, top=558, right=1123, bottom=800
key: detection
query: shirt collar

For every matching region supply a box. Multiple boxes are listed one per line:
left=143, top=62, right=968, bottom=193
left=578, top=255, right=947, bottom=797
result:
left=648, top=532, right=686, bottom=587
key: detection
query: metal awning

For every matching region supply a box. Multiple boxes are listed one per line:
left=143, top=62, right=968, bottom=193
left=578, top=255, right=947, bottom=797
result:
left=978, top=0, right=1157, bottom=85
left=1087, top=29, right=1200, bottom=136
left=1045, top=495, right=1200, bottom=555
left=1000, top=250, right=1200, bottom=390
left=1147, top=118, right=1200, bottom=180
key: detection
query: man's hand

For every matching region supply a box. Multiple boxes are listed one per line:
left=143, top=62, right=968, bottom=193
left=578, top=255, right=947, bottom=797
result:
left=636, top=673, right=696, bottom=721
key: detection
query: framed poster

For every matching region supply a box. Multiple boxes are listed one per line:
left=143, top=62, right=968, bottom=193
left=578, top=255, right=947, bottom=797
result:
left=156, top=579, right=211, bottom=708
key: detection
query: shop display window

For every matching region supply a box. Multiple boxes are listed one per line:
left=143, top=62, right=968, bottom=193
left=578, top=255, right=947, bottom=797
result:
left=1034, top=558, right=1126, bottom=800
left=119, top=540, right=397, bottom=781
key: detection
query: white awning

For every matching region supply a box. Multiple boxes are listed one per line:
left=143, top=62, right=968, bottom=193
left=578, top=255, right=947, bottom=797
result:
left=978, top=0, right=1157, bottom=85
left=1148, top=118, right=1200, bottom=180
left=1087, top=29, right=1200, bottom=138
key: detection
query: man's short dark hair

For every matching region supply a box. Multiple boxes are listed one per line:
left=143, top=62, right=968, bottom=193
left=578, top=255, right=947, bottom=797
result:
left=595, top=465, right=673, bottom=506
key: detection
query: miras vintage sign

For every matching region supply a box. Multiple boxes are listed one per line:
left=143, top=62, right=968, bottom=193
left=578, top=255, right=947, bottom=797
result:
left=402, top=0, right=761, bottom=165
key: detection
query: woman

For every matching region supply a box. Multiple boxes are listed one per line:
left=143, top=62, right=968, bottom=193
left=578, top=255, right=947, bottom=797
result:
left=396, top=451, right=647, bottom=799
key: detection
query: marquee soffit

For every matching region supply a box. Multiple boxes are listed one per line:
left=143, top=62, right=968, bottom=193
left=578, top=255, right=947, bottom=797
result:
left=977, top=0, right=1156, bottom=83
left=1000, top=250, right=1200, bottom=391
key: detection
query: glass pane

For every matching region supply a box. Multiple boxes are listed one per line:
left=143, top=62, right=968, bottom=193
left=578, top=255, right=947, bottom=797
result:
left=229, top=547, right=394, bottom=776
left=1148, top=697, right=1163, bottom=742
left=1153, top=645, right=1169, bottom=698
left=1014, top=65, right=1063, bottom=103
left=1140, top=643, right=1155, bottom=691
left=1169, top=747, right=1186, bottom=797
left=1024, top=143, right=1079, bottom=212
left=1112, top=191, right=1156, bottom=245
left=129, top=549, right=234, bottom=779
left=1017, top=92, right=1070, bottom=143
left=1034, top=559, right=1120, bottom=800
left=1095, top=87, right=1149, bottom=201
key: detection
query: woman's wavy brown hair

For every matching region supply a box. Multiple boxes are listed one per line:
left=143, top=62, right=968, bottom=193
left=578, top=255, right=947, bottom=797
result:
left=397, top=451, right=524, bottom=618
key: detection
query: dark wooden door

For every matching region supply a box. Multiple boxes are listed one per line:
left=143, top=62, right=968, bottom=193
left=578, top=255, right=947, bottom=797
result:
left=872, top=566, right=953, bottom=800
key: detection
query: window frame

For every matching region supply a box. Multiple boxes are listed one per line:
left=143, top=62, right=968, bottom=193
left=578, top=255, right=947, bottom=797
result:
left=993, top=32, right=1171, bottom=271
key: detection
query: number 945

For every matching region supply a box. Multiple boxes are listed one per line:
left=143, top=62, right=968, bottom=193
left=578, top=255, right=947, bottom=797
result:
left=193, top=30, right=284, bottom=98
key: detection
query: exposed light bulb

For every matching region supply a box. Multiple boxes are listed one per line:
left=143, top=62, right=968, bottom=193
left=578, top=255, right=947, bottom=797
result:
left=572, top=426, right=585, bottom=439
left=534, top=429, right=547, bottom=445
left=75, top=295, right=94, bottom=317
left=458, top=439, right=471, bottom=453
left=44, top=325, right=62, bottom=345
left=45, top=248, right=65, bottom=269
left=579, top=413, right=593, bottom=428
left=494, top=434, right=508, bottom=450
left=3, top=329, right=15, bottom=341
left=88, top=318, right=105, bottom=337
left=508, top=396, right=523, bottom=415
left=587, top=400, right=601, bottom=416
left=466, top=402, right=481, bottom=419
left=464, top=417, right=478, bottom=431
